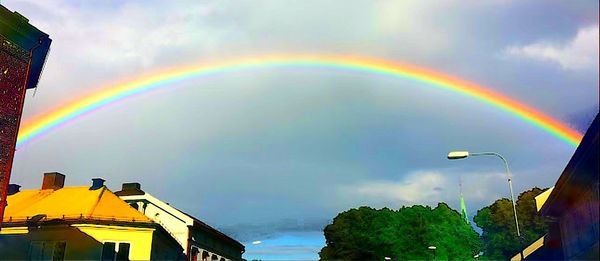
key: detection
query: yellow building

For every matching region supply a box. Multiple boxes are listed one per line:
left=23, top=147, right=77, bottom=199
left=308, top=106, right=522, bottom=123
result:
left=0, top=172, right=184, bottom=260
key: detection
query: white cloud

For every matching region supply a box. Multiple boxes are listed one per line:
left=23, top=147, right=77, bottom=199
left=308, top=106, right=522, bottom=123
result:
left=337, top=170, right=509, bottom=208
left=340, top=171, right=448, bottom=204
left=504, top=25, right=599, bottom=70
left=21, top=0, right=226, bottom=67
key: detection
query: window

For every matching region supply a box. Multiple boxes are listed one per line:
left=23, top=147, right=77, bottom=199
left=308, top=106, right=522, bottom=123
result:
left=101, top=242, right=130, bottom=261
left=191, top=247, right=199, bottom=261
left=52, top=242, right=66, bottom=261
left=101, top=242, right=116, bottom=261
left=29, top=241, right=67, bottom=261
left=29, top=242, right=47, bottom=260
left=116, top=243, right=130, bottom=261
left=129, top=202, right=139, bottom=211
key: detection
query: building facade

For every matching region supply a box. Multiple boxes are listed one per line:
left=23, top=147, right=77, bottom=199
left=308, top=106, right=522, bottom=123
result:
left=0, top=173, right=184, bottom=260
left=539, top=114, right=599, bottom=260
left=518, top=114, right=599, bottom=260
left=115, top=183, right=245, bottom=261
left=0, top=3, right=51, bottom=226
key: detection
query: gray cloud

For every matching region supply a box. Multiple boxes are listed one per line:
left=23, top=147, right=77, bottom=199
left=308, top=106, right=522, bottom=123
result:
left=4, top=0, right=598, bottom=259
left=245, top=245, right=322, bottom=258
left=219, top=218, right=329, bottom=243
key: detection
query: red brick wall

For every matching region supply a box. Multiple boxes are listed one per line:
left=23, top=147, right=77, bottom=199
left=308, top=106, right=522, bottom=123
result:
left=0, top=35, right=29, bottom=224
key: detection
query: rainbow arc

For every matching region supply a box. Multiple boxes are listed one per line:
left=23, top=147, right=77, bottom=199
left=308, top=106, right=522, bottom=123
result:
left=17, top=55, right=583, bottom=147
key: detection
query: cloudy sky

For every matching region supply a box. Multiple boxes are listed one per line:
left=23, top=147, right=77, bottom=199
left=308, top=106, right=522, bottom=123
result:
left=5, top=0, right=598, bottom=259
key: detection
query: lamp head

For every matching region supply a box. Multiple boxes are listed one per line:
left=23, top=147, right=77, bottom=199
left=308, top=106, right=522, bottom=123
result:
left=447, top=151, right=469, bottom=160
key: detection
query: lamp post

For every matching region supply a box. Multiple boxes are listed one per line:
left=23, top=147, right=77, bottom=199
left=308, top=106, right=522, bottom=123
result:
left=447, top=151, right=523, bottom=259
left=428, top=246, right=437, bottom=260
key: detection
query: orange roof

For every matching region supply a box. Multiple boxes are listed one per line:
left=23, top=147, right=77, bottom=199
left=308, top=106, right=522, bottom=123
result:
left=3, top=186, right=151, bottom=223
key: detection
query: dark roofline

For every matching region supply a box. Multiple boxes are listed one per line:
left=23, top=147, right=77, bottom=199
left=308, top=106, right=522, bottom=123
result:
left=540, top=113, right=599, bottom=216
left=0, top=4, right=51, bottom=89
left=2, top=217, right=155, bottom=228
left=183, top=209, right=245, bottom=250
left=115, top=184, right=245, bottom=250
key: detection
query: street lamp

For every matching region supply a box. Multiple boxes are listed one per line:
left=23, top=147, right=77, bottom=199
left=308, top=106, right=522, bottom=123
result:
left=447, top=151, right=523, bottom=259
left=428, top=246, right=436, bottom=260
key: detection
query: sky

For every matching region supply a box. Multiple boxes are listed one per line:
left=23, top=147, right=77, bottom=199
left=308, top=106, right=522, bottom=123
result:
left=4, top=0, right=599, bottom=260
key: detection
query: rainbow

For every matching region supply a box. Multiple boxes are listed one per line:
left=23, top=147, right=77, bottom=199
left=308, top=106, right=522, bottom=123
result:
left=17, top=54, right=582, bottom=147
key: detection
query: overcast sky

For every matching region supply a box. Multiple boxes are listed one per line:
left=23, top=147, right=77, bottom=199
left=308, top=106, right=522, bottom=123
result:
left=4, top=0, right=598, bottom=260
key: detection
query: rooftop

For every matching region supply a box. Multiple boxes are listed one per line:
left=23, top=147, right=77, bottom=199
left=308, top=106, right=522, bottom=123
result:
left=0, top=4, right=52, bottom=89
left=4, top=185, right=152, bottom=224
left=116, top=183, right=245, bottom=249
left=540, top=113, right=599, bottom=216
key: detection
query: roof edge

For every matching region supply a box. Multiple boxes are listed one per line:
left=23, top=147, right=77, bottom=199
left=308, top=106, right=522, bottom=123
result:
left=540, top=114, right=599, bottom=216
left=0, top=4, right=52, bottom=89
left=1, top=218, right=155, bottom=228
left=191, top=218, right=245, bottom=249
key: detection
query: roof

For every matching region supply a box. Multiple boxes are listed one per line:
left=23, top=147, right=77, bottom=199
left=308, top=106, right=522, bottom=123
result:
left=510, top=235, right=546, bottom=261
left=540, top=113, right=599, bottom=216
left=0, top=4, right=52, bottom=89
left=534, top=187, right=553, bottom=212
left=3, top=186, right=152, bottom=224
left=184, top=209, right=245, bottom=250
left=116, top=190, right=244, bottom=250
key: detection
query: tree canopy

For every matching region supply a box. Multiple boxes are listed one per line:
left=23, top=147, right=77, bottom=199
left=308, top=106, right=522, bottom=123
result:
left=473, top=187, right=547, bottom=260
left=319, top=203, right=482, bottom=260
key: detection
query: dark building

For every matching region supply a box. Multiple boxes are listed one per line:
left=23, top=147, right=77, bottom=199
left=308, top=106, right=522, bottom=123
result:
left=528, top=114, right=599, bottom=260
left=116, top=183, right=245, bottom=261
left=0, top=4, right=51, bottom=226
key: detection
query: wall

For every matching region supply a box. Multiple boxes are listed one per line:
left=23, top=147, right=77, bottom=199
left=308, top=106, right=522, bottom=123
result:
left=119, top=193, right=244, bottom=260
left=0, top=226, right=103, bottom=260
left=73, top=224, right=155, bottom=260
left=190, top=229, right=243, bottom=260
left=120, top=193, right=194, bottom=254
left=0, top=33, right=30, bottom=223
left=151, top=229, right=186, bottom=260
left=143, top=201, right=190, bottom=248
left=558, top=182, right=599, bottom=259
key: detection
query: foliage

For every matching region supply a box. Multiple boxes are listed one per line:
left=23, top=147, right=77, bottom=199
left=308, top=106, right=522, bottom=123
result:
left=319, top=203, right=482, bottom=260
left=473, top=187, right=547, bottom=260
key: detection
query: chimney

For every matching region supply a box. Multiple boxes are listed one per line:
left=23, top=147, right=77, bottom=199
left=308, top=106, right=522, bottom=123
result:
left=7, top=184, right=21, bottom=195
left=114, top=182, right=145, bottom=196
left=41, top=172, right=65, bottom=190
left=122, top=182, right=141, bottom=191
left=90, top=178, right=105, bottom=190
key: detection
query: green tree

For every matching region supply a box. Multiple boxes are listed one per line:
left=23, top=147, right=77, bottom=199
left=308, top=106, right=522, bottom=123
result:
left=320, top=203, right=482, bottom=260
left=473, top=187, right=547, bottom=260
